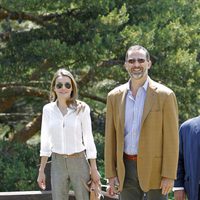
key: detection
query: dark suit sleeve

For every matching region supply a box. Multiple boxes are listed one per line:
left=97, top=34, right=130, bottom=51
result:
left=174, top=126, right=185, bottom=187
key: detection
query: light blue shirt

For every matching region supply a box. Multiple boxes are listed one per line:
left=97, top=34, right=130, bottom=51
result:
left=124, top=78, right=149, bottom=155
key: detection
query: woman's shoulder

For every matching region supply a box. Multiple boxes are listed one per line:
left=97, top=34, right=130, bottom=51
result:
left=43, top=101, right=56, bottom=111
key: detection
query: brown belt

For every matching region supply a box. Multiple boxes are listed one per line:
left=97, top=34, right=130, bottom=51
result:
left=124, top=152, right=137, bottom=160
left=60, top=151, right=85, bottom=158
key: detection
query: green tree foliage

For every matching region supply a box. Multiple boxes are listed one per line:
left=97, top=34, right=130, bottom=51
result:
left=0, top=140, right=39, bottom=191
left=0, top=0, right=199, bottom=130
left=0, top=0, right=199, bottom=195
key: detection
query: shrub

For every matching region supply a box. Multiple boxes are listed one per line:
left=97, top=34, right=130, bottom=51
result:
left=0, top=140, right=39, bottom=191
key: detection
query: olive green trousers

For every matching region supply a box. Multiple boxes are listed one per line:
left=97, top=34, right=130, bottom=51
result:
left=120, top=158, right=168, bottom=200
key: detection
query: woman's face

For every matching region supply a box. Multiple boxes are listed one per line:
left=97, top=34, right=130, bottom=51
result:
left=54, top=75, right=72, bottom=101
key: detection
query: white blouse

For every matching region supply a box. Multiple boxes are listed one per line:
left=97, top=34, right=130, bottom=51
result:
left=40, top=101, right=97, bottom=159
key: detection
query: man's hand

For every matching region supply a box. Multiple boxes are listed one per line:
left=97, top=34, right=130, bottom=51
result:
left=76, top=101, right=86, bottom=114
left=106, top=177, right=120, bottom=197
left=174, top=190, right=186, bottom=200
left=160, top=177, right=174, bottom=195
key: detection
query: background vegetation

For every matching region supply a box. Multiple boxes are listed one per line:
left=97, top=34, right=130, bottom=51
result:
left=0, top=0, right=199, bottom=199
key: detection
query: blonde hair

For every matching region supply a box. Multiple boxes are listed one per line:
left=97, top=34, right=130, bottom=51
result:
left=50, top=68, right=78, bottom=106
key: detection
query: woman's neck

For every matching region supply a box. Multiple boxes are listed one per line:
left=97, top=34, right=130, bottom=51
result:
left=57, top=100, right=68, bottom=116
left=57, top=99, right=67, bottom=109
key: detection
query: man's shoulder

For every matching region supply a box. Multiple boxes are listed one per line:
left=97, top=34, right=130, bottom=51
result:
left=150, top=79, right=175, bottom=95
left=108, top=83, right=127, bottom=96
left=181, top=116, right=200, bottom=129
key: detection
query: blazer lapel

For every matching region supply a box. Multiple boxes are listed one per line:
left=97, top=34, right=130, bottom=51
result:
left=118, top=84, right=128, bottom=133
left=141, top=79, right=157, bottom=127
left=119, top=86, right=128, bottom=130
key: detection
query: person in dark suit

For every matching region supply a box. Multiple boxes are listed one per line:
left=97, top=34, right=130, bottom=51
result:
left=174, top=116, right=200, bottom=200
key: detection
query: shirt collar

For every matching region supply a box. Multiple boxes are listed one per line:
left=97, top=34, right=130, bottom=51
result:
left=54, top=100, right=75, bottom=112
left=127, top=77, right=149, bottom=92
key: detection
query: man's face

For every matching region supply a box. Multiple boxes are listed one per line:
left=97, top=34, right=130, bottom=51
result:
left=124, top=49, right=151, bottom=80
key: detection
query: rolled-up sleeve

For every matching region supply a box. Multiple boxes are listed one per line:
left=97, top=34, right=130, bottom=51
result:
left=81, top=104, right=97, bottom=159
left=40, top=106, right=52, bottom=157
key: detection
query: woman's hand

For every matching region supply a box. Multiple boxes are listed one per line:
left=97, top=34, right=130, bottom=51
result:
left=107, top=177, right=120, bottom=196
left=90, top=167, right=101, bottom=184
left=37, top=170, right=46, bottom=190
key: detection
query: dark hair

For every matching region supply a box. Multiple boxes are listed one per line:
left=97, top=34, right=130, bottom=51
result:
left=50, top=68, right=78, bottom=106
left=125, top=45, right=150, bottom=61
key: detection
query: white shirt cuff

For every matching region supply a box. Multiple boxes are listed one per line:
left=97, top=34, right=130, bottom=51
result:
left=172, top=187, right=184, bottom=191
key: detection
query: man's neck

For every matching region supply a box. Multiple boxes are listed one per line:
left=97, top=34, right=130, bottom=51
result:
left=130, top=76, right=147, bottom=97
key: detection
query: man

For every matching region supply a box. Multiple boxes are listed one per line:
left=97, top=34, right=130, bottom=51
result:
left=104, top=45, right=179, bottom=199
left=174, top=116, right=200, bottom=200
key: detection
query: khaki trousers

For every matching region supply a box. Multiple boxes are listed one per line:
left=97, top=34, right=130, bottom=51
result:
left=51, top=152, right=90, bottom=200
left=120, top=158, right=168, bottom=200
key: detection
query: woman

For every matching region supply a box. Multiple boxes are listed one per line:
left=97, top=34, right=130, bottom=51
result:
left=37, top=68, right=100, bottom=200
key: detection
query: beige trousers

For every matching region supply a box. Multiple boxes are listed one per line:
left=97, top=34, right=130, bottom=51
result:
left=51, top=152, right=90, bottom=200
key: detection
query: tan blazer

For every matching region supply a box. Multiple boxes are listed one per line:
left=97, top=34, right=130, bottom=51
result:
left=104, top=78, right=179, bottom=192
